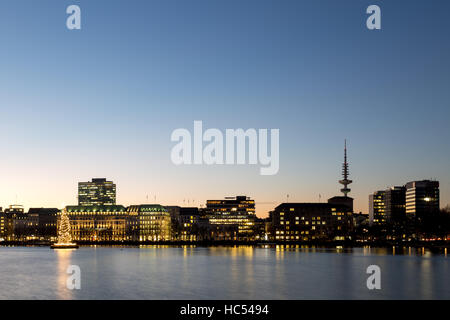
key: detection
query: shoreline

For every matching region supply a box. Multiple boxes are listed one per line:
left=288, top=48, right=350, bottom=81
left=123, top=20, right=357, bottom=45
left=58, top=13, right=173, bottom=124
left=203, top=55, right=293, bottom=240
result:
left=1, top=240, right=449, bottom=249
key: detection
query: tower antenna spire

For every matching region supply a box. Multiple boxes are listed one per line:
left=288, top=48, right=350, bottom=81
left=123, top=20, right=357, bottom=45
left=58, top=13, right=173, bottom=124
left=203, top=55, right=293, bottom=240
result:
left=339, top=139, right=352, bottom=197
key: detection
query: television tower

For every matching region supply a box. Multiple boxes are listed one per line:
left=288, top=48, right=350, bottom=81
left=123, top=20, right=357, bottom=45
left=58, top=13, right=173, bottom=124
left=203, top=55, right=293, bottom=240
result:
left=339, top=140, right=352, bottom=197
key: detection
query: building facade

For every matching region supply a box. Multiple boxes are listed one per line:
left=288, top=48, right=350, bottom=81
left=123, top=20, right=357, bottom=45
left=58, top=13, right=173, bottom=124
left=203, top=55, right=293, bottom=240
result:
left=204, top=196, right=257, bottom=241
left=66, top=205, right=127, bottom=241
left=178, top=207, right=201, bottom=241
left=369, top=191, right=386, bottom=225
left=127, top=205, right=171, bottom=241
left=271, top=203, right=353, bottom=241
left=165, top=206, right=212, bottom=241
left=78, top=178, right=116, bottom=206
left=4, top=205, right=27, bottom=240
left=27, top=208, right=59, bottom=240
left=405, top=180, right=440, bottom=222
left=0, top=209, right=7, bottom=240
left=385, top=186, right=406, bottom=224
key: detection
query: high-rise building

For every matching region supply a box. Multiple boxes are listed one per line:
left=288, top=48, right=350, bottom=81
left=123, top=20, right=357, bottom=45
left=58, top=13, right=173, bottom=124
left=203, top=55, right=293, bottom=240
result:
left=385, top=186, right=406, bottom=224
left=369, top=191, right=386, bottom=225
left=78, top=178, right=116, bottom=206
left=405, top=180, right=439, bottom=222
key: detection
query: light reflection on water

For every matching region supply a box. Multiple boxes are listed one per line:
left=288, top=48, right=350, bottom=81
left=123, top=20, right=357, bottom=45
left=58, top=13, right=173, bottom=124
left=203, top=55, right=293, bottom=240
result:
left=56, top=249, right=74, bottom=300
left=0, top=245, right=448, bottom=300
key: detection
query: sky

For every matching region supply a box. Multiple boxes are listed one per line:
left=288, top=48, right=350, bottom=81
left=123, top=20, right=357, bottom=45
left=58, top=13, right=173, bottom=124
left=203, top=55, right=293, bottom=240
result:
left=0, top=0, right=449, bottom=217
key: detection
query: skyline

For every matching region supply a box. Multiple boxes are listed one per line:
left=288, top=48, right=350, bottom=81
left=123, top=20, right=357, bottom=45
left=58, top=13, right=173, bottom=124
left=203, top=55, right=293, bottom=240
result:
left=1, top=0, right=450, bottom=217
left=0, top=169, right=444, bottom=218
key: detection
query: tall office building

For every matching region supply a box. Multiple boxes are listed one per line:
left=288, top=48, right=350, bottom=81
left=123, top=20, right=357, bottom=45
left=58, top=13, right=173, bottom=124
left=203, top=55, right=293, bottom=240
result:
left=385, top=186, right=406, bottom=224
left=369, top=191, right=386, bottom=225
left=405, top=180, right=439, bottom=221
left=78, top=178, right=116, bottom=206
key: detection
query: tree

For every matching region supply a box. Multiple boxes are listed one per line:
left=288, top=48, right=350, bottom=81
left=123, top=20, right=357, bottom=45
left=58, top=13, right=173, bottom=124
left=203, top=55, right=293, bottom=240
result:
left=57, top=209, right=73, bottom=244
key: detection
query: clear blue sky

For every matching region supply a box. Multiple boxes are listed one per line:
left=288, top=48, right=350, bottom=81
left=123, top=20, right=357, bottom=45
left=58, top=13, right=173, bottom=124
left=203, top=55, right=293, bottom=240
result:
left=0, top=0, right=449, bottom=216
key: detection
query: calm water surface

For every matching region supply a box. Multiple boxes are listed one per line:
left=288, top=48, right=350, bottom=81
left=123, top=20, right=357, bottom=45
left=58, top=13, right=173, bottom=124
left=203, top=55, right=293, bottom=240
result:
left=0, top=246, right=448, bottom=299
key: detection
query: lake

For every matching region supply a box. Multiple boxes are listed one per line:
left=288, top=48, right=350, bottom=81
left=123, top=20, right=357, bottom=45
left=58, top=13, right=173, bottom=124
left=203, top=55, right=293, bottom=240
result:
left=0, top=245, right=448, bottom=299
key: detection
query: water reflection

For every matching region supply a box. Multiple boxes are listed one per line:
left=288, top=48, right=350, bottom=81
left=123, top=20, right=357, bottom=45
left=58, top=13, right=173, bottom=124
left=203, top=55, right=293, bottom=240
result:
left=0, top=245, right=448, bottom=299
left=56, top=249, right=75, bottom=299
left=269, top=245, right=448, bottom=257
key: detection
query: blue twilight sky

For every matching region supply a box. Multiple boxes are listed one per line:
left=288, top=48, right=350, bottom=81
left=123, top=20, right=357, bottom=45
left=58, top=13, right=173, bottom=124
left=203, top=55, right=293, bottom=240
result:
left=0, top=0, right=449, bottom=216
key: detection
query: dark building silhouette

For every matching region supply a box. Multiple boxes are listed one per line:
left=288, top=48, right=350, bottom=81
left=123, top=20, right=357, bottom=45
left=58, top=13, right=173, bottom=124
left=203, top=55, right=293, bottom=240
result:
left=385, top=186, right=406, bottom=224
left=165, top=206, right=181, bottom=222
left=328, top=196, right=353, bottom=212
left=179, top=207, right=200, bottom=226
left=179, top=207, right=202, bottom=241
left=4, top=205, right=27, bottom=240
left=27, top=208, right=59, bottom=239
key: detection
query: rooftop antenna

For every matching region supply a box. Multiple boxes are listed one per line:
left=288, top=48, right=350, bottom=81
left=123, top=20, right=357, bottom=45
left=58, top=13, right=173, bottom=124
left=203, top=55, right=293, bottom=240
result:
left=286, top=194, right=289, bottom=203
